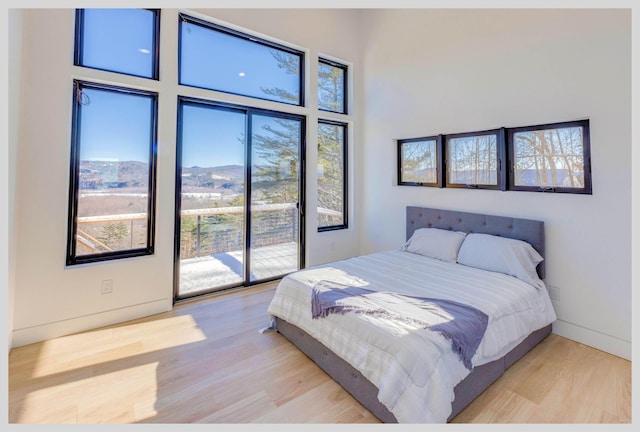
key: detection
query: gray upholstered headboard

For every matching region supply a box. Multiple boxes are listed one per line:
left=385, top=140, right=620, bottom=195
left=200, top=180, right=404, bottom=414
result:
left=406, top=206, right=545, bottom=279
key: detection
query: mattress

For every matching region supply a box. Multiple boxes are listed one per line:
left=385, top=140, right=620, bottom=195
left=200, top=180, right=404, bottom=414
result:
left=267, top=249, right=557, bottom=423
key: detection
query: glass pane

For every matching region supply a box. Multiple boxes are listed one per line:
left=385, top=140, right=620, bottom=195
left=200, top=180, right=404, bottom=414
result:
left=400, top=139, right=437, bottom=184
left=318, top=61, right=345, bottom=113
left=180, top=19, right=302, bottom=105
left=78, top=9, right=157, bottom=78
left=179, top=105, right=246, bottom=295
left=513, top=126, right=585, bottom=188
left=447, top=134, right=497, bottom=185
left=318, top=122, right=345, bottom=228
left=75, top=87, right=154, bottom=257
left=250, top=114, right=301, bottom=281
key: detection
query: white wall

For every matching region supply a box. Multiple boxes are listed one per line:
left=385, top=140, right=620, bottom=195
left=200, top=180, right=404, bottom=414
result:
left=10, top=8, right=362, bottom=347
left=10, top=7, right=632, bottom=361
left=7, top=9, right=24, bottom=350
left=360, top=9, right=631, bottom=359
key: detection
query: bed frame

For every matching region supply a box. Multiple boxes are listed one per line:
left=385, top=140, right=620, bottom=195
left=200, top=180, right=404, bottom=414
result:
left=274, top=206, right=552, bottom=422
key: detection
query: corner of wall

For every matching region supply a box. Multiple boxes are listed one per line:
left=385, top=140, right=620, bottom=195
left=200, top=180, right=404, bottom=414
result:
left=7, top=8, right=26, bottom=352
left=354, top=9, right=370, bottom=257
left=552, top=320, right=630, bottom=361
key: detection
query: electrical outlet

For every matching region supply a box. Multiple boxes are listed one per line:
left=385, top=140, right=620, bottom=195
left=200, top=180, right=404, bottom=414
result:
left=548, top=285, right=560, bottom=301
left=101, top=279, right=113, bottom=295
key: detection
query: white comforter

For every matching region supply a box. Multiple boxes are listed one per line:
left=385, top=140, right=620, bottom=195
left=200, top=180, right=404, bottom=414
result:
left=267, top=249, right=557, bottom=423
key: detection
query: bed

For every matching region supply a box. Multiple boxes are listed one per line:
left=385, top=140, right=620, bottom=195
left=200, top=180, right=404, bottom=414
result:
left=266, top=207, right=557, bottom=423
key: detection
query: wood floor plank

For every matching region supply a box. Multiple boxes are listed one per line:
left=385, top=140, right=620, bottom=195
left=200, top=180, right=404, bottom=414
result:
left=251, top=380, right=362, bottom=423
left=197, top=390, right=278, bottom=423
left=8, top=282, right=631, bottom=424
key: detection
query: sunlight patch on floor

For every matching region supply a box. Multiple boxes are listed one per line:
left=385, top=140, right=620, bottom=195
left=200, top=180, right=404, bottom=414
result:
left=27, top=315, right=206, bottom=379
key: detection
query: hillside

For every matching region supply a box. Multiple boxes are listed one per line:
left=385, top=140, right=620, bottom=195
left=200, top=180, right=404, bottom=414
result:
left=79, top=160, right=149, bottom=190
left=79, top=161, right=245, bottom=194
left=181, top=164, right=244, bottom=194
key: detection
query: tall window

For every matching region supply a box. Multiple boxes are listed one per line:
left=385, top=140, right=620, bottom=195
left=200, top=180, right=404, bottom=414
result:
left=174, top=13, right=310, bottom=299
left=508, top=120, right=591, bottom=194
left=69, top=9, right=159, bottom=266
left=74, top=8, right=160, bottom=79
left=179, top=14, right=304, bottom=106
left=66, top=81, right=158, bottom=265
left=317, top=120, right=347, bottom=231
left=318, top=58, right=347, bottom=114
left=317, top=55, right=349, bottom=232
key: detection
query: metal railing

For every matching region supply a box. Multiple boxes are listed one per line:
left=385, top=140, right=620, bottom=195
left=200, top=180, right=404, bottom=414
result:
left=180, top=203, right=298, bottom=259
left=76, top=204, right=342, bottom=257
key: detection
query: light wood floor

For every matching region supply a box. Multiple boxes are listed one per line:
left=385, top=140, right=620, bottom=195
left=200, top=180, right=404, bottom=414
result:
left=8, top=282, right=631, bottom=424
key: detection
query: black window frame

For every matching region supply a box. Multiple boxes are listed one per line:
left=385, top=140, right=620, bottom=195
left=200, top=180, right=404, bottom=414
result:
left=318, top=58, right=348, bottom=115
left=74, top=8, right=161, bottom=80
left=317, top=119, right=348, bottom=232
left=507, top=119, right=592, bottom=194
left=66, top=80, right=158, bottom=266
left=178, top=13, right=305, bottom=107
left=397, top=135, right=443, bottom=188
left=174, top=96, right=307, bottom=300
left=444, top=128, right=506, bottom=191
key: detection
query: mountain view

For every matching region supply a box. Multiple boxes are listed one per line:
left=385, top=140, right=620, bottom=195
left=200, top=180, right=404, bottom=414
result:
left=181, top=164, right=244, bottom=196
left=79, top=160, right=149, bottom=190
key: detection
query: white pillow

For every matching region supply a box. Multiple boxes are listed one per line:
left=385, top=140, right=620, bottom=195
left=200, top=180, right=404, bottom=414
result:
left=457, top=233, right=545, bottom=290
left=401, top=228, right=467, bottom=263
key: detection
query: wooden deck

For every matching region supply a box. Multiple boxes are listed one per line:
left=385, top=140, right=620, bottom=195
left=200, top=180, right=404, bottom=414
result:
left=179, top=242, right=298, bottom=295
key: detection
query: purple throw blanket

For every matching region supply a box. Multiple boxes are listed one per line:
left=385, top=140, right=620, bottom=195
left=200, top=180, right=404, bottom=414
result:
left=311, top=281, right=489, bottom=370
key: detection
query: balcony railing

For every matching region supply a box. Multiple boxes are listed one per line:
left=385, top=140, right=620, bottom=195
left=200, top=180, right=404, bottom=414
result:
left=76, top=203, right=342, bottom=259
left=180, top=203, right=298, bottom=259
left=75, top=204, right=342, bottom=257
left=76, top=212, right=147, bottom=254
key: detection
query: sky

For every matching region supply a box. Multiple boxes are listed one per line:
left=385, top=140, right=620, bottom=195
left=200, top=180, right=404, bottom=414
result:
left=80, top=87, right=154, bottom=163
left=81, top=8, right=155, bottom=78
left=180, top=18, right=301, bottom=105
left=80, top=8, right=302, bottom=168
left=180, top=104, right=246, bottom=168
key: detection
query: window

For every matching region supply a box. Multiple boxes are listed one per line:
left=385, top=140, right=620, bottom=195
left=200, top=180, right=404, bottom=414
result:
left=179, top=14, right=304, bottom=106
left=445, top=128, right=505, bottom=190
left=397, top=136, right=442, bottom=187
left=176, top=97, right=305, bottom=297
left=398, top=120, right=590, bottom=195
left=318, top=58, right=347, bottom=114
left=507, top=120, right=591, bottom=194
left=66, top=80, right=158, bottom=265
left=74, top=8, right=160, bottom=79
left=317, top=120, right=348, bottom=231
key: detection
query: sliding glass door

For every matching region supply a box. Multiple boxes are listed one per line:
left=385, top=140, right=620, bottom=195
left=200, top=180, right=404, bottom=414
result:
left=177, top=104, right=246, bottom=295
left=175, top=98, right=304, bottom=299
left=249, top=115, right=302, bottom=282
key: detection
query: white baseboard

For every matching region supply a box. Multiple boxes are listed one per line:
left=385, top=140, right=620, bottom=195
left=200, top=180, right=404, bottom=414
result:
left=552, top=319, right=631, bottom=361
left=10, top=299, right=171, bottom=349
